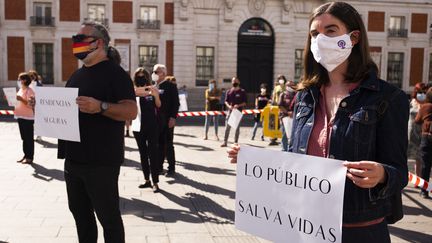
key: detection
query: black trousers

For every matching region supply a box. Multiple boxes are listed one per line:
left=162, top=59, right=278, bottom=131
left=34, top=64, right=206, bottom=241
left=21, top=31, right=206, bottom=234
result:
left=17, top=118, right=34, bottom=159
left=64, top=161, right=124, bottom=243
left=342, top=220, right=390, bottom=243
left=159, top=125, right=176, bottom=173
left=420, top=135, right=432, bottom=193
left=133, top=130, right=160, bottom=183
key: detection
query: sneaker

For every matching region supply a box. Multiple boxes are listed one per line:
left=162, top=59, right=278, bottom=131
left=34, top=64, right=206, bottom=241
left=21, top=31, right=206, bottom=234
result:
left=153, top=184, right=161, bottom=193
left=166, top=171, right=176, bottom=177
left=220, top=143, right=227, bottom=147
left=420, top=191, right=430, bottom=199
left=138, top=181, right=152, bottom=188
left=251, top=137, right=255, bottom=140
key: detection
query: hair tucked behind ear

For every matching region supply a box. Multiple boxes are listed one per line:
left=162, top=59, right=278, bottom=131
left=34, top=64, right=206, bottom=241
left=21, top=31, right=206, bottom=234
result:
left=107, top=46, right=121, bottom=65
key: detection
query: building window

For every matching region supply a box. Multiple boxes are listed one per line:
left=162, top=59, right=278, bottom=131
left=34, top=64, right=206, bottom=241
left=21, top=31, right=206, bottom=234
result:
left=196, top=47, right=214, bottom=86
left=388, top=16, right=407, bottom=37
left=137, top=6, right=160, bottom=29
left=86, top=4, right=108, bottom=27
left=138, top=46, right=158, bottom=73
left=387, top=52, right=404, bottom=88
left=33, top=43, right=54, bottom=84
left=31, top=2, right=54, bottom=26
left=294, top=49, right=304, bottom=83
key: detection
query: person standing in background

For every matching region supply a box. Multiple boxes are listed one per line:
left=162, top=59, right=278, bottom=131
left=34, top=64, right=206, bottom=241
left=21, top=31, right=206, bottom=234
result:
left=28, top=70, right=43, bottom=142
left=278, top=80, right=297, bottom=151
left=221, top=77, right=247, bottom=147
left=415, top=87, right=432, bottom=199
left=268, top=75, right=287, bottom=146
left=408, top=82, right=426, bottom=181
left=204, top=79, right=221, bottom=140
left=15, top=72, right=35, bottom=164
left=251, top=83, right=270, bottom=141
left=132, top=67, right=161, bottom=192
left=152, top=64, right=180, bottom=177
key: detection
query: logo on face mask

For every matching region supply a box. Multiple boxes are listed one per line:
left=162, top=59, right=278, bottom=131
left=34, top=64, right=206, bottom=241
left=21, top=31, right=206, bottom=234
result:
left=310, top=33, right=353, bottom=72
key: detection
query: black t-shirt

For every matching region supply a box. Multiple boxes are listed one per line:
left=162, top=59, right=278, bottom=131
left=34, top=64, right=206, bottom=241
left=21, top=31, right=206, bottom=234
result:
left=64, top=60, right=135, bottom=166
left=139, top=95, right=158, bottom=131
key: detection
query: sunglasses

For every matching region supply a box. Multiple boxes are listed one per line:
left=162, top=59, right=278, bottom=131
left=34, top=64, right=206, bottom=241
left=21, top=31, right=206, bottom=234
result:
left=72, top=34, right=99, bottom=42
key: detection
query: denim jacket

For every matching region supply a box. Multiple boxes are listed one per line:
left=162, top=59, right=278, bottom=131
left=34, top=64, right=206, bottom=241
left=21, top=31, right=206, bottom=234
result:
left=289, top=73, right=409, bottom=223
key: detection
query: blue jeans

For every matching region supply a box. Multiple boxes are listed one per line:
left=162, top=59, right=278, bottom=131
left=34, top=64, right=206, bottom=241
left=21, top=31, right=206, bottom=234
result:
left=204, top=114, right=219, bottom=137
left=251, top=121, right=262, bottom=139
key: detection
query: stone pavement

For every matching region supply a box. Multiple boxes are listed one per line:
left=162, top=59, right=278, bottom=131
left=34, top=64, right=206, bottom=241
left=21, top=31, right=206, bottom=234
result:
left=0, top=119, right=431, bottom=243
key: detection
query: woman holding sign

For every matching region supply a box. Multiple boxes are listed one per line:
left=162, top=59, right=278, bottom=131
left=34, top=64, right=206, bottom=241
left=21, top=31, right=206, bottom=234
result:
left=228, top=2, right=408, bottom=243
left=15, top=72, right=35, bottom=164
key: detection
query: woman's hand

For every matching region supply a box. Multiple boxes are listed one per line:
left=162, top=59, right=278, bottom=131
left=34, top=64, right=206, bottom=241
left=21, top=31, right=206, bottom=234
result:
left=343, top=161, right=387, bottom=188
left=227, top=144, right=240, bottom=164
left=135, top=87, right=150, bottom=97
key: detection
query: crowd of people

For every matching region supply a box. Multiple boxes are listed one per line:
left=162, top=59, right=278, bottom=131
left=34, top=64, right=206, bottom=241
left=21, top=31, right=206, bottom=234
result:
left=7, top=1, right=432, bottom=243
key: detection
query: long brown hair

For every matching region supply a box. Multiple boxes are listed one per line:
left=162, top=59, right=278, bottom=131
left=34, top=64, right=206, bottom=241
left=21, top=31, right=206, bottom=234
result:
left=300, top=2, right=377, bottom=89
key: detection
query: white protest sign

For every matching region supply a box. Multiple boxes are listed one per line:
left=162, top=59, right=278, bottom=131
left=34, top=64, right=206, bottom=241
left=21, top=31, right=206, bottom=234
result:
left=236, top=146, right=347, bottom=243
left=115, top=44, right=130, bottom=72
left=227, top=108, right=243, bottom=130
left=34, top=87, right=80, bottom=142
left=282, top=116, right=293, bottom=137
left=178, top=94, right=188, bottom=112
left=2, top=87, right=17, bottom=107
left=131, top=97, right=141, bottom=132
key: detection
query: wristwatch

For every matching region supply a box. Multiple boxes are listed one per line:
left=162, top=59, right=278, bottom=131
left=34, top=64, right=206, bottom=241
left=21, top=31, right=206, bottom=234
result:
left=99, top=101, right=109, bottom=114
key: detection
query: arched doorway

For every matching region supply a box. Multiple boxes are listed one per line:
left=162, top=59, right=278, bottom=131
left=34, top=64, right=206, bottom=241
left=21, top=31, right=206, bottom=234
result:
left=237, top=18, right=275, bottom=94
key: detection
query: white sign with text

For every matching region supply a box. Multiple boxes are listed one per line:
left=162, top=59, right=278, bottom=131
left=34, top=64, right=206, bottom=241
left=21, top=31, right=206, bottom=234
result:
left=34, top=87, right=80, bottom=142
left=2, top=87, right=17, bottom=107
left=227, top=108, right=243, bottom=130
left=236, top=146, right=347, bottom=243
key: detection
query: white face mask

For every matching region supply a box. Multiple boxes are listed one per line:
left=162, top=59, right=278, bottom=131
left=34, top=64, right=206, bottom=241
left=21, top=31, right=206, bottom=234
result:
left=278, top=79, right=285, bottom=85
left=310, top=32, right=353, bottom=72
left=151, top=73, right=159, bottom=82
left=417, top=93, right=426, bottom=102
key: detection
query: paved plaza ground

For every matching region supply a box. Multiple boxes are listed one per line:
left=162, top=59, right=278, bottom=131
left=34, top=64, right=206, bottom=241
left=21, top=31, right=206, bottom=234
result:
left=0, top=118, right=431, bottom=243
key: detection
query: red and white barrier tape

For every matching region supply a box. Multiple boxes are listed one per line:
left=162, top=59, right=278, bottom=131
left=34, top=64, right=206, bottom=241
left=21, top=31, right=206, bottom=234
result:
left=0, top=109, right=263, bottom=117
left=409, top=172, right=431, bottom=192
left=0, top=110, right=14, bottom=115
left=176, top=109, right=261, bottom=117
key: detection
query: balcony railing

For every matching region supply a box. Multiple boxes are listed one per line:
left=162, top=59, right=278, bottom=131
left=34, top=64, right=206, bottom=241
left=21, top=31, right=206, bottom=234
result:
left=83, top=18, right=109, bottom=28
left=137, top=19, right=160, bottom=30
left=30, top=16, right=55, bottom=27
left=388, top=28, right=408, bottom=38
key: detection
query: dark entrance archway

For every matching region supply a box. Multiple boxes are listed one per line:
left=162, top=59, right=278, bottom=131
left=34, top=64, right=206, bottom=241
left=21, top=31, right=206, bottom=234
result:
left=237, top=18, right=275, bottom=94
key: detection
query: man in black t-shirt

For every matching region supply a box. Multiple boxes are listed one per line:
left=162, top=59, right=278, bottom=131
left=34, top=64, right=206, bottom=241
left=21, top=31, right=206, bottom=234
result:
left=63, top=22, right=137, bottom=243
left=152, top=64, right=180, bottom=176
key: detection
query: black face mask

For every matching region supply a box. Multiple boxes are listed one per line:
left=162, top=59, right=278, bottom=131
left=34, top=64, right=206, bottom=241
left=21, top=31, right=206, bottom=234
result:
left=233, top=83, right=239, bottom=88
left=135, top=76, right=148, bottom=87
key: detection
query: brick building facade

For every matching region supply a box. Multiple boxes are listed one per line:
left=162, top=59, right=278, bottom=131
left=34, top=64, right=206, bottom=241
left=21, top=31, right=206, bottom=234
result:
left=0, top=0, right=431, bottom=108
